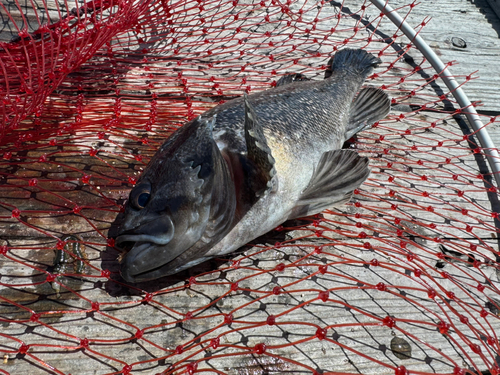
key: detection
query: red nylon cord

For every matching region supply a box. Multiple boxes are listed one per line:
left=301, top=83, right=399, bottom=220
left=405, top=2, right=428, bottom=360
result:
left=1, top=1, right=500, bottom=374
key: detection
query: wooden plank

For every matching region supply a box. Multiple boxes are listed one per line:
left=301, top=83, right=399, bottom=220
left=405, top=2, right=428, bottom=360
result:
left=384, top=0, right=500, bottom=112
left=1, top=107, right=499, bottom=375
left=0, top=0, right=65, bottom=42
left=1, top=236, right=500, bottom=374
left=1, top=1, right=500, bottom=375
left=1, top=109, right=496, bottom=240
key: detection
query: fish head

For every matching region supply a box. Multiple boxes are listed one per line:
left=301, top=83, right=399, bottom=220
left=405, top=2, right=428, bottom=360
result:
left=116, top=168, right=210, bottom=281
left=115, top=115, right=236, bottom=282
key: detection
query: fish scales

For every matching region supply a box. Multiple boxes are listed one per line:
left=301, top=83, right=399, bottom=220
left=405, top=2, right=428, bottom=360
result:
left=115, top=49, right=391, bottom=282
left=209, top=76, right=364, bottom=153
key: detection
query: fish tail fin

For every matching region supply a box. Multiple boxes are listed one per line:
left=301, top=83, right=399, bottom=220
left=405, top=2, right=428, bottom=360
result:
left=325, top=48, right=381, bottom=78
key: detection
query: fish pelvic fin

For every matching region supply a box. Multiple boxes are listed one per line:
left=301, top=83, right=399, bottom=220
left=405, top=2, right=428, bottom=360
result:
left=289, top=149, right=370, bottom=219
left=243, top=94, right=277, bottom=197
left=325, top=48, right=381, bottom=79
left=345, top=87, right=391, bottom=140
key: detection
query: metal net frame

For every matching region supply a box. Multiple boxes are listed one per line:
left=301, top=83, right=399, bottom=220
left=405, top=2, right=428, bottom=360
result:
left=1, top=0, right=500, bottom=374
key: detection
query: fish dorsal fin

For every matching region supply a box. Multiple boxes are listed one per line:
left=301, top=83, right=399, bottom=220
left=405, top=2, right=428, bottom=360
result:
left=243, top=94, right=277, bottom=197
left=275, top=73, right=309, bottom=87
left=345, top=87, right=391, bottom=141
left=289, top=149, right=370, bottom=219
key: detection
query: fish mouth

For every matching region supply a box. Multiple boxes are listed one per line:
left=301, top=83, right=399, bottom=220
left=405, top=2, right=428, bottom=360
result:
left=116, top=241, right=151, bottom=262
left=115, top=232, right=172, bottom=257
left=116, top=233, right=174, bottom=250
left=115, top=236, right=164, bottom=281
left=115, top=239, right=137, bottom=254
left=115, top=215, right=175, bottom=253
left=114, top=214, right=212, bottom=282
left=114, top=225, right=176, bottom=275
left=120, top=247, right=210, bottom=283
left=115, top=234, right=208, bottom=283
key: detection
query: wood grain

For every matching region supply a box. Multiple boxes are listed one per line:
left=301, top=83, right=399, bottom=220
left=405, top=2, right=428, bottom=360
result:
left=1, top=1, right=500, bottom=374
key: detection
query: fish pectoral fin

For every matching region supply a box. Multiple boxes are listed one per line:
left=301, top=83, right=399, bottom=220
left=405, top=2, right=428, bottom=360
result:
left=345, top=87, right=391, bottom=141
left=243, top=94, right=277, bottom=197
left=205, top=141, right=238, bottom=239
left=289, top=149, right=370, bottom=219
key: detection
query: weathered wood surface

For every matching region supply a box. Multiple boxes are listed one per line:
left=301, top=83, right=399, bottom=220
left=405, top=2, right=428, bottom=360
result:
left=390, top=0, right=500, bottom=113
left=2, top=0, right=500, bottom=112
left=1, top=108, right=500, bottom=375
left=1, top=1, right=500, bottom=375
left=0, top=0, right=66, bottom=41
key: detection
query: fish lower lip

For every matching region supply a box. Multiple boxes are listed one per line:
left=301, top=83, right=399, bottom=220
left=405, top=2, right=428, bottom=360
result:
left=115, top=233, right=173, bottom=249
left=118, top=241, right=153, bottom=264
left=132, top=242, right=151, bottom=253
left=115, top=238, right=151, bottom=255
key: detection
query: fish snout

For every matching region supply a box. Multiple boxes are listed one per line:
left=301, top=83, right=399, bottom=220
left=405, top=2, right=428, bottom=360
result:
left=115, top=215, right=175, bottom=252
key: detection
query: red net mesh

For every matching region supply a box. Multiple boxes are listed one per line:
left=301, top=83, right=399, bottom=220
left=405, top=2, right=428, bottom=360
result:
left=1, top=1, right=500, bottom=374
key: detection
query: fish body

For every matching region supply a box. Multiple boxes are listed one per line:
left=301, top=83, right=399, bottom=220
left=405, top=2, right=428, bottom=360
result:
left=115, top=49, right=391, bottom=282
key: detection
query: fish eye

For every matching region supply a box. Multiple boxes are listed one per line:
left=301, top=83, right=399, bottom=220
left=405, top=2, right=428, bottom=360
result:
left=130, top=181, right=151, bottom=210
left=137, top=192, right=150, bottom=208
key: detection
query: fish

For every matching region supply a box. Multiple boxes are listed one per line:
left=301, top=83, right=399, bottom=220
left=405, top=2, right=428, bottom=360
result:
left=115, top=48, right=391, bottom=283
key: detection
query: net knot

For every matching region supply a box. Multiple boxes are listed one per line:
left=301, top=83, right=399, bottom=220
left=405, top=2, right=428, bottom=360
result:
left=253, top=343, right=266, bottom=354
left=187, top=362, right=198, bottom=375
left=315, top=328, right=327, bottom=340
left=382, top=316, right=396, bottom=328
left=18, top=343, right=29, bottom=354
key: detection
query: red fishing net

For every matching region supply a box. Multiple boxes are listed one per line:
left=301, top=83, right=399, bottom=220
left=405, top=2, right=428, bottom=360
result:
left=1, top=0, right=499, bottom=374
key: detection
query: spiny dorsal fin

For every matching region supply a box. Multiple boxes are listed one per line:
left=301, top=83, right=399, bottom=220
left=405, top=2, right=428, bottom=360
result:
left=289, top=149, right=370, bottom=219
left=275, top=73, right=310, bottom=87
left=345, top=87, right=391, bottom=141
left=244, top=94, right=277, bottom=197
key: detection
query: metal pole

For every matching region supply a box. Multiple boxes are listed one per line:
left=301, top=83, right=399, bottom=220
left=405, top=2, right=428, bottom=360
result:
left=369, top=0, right=500, bottom=190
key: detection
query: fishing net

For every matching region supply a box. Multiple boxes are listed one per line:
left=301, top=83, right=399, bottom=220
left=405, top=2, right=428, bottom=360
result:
left=1, top=0, right=499, bottom=374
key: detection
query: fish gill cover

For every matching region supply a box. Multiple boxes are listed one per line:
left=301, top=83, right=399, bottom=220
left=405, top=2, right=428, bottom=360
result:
left=0, top=0, right=499, bottom=374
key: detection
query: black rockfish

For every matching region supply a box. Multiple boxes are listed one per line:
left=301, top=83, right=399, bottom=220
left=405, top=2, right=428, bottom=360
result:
left=115, top=48, right=391, bottom=282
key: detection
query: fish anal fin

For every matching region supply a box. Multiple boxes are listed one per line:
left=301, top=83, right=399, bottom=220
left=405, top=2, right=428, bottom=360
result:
left=289, top=149, right=370, bottom=219
left=243, top=94, right=277, bottom=197
left=345, top=87, right=391, bottom=141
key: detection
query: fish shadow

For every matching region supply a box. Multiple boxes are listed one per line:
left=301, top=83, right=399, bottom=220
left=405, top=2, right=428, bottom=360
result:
left=102, top=212, right=314, bottom=296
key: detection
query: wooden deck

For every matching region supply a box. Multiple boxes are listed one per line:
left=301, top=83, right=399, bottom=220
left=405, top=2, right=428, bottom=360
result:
left=1, top=1, right=500, bottom=374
